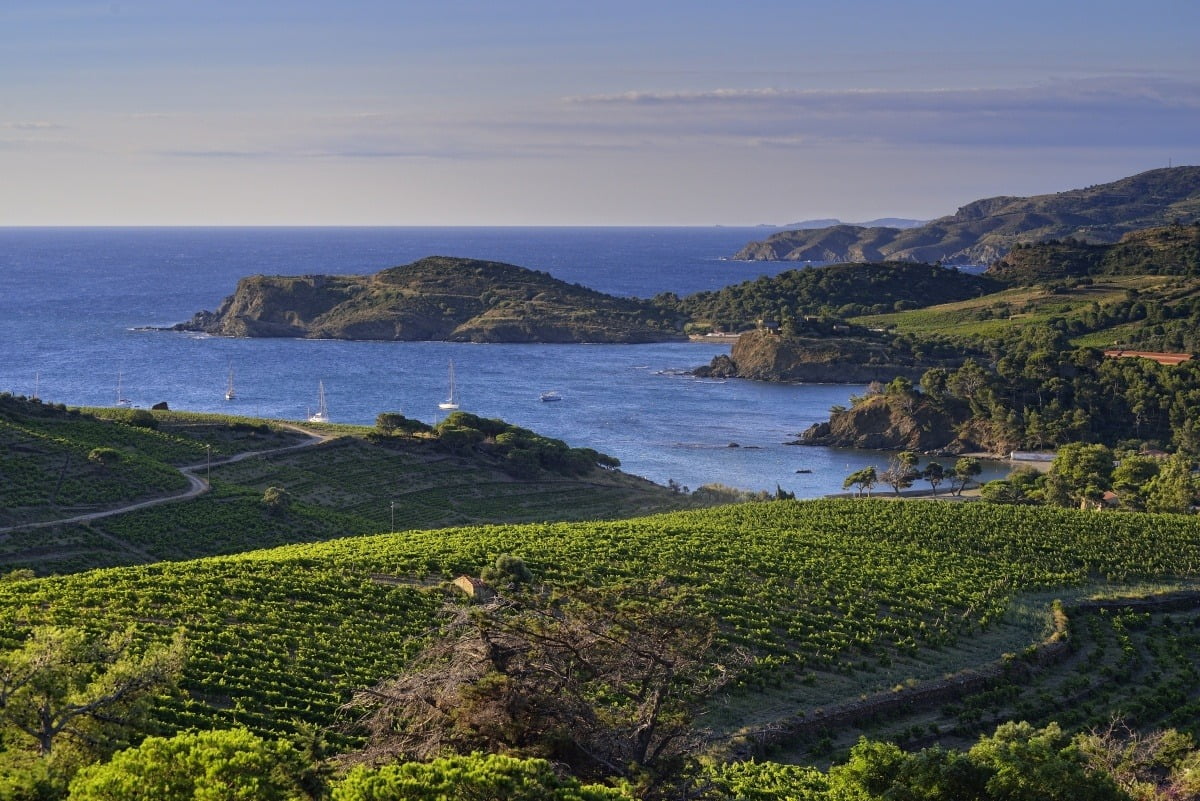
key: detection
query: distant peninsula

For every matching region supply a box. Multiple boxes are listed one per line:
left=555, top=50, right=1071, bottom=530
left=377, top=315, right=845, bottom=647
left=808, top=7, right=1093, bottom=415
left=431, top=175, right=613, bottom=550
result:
left=734, top=166, right=1200, bottom=265
left=175, top=256, right=686, bottom=343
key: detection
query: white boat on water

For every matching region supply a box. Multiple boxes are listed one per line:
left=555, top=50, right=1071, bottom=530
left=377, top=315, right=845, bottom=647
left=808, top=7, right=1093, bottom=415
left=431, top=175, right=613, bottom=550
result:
left=115, top=371, right=132, bottom=407
left=438, top=360, right=460, bottom=410
left=308, top=380, right=330, bottom=423
left=539, top=390, right=562, bottom=402
left=224, top=364, right=236, bottom=401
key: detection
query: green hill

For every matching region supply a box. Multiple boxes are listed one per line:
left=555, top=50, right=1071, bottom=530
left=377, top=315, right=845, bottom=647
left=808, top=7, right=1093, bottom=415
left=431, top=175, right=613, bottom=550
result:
left=848, top=274, right=1190, bottom=341
left=667, top=261, right=999, bottom=331
left=2, top=499, right=1199, bottom=758
left=0, top=396, right=306, bottom=529
left=987, top=223, right=1200, bottom=283
left=734, top=166, right=1200, bottom=265
left=177, top=255, right=685, bottom=343
left=0, top=397, right=688, bottom=575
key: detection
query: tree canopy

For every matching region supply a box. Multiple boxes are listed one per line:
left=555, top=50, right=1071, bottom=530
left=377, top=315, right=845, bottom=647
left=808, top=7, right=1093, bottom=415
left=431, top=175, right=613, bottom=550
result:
left=0, top=626, right=185, bottom=759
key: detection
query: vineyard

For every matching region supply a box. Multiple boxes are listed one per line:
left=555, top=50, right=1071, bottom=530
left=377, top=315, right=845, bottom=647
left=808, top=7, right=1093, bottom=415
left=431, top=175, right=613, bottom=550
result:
left=0, top=400, right=687, bottom=574
left=848, top=275, right=1181, bottom=342
left=766, top=592, right=1200, bottom=765
left=0, top=397, right=307, bottom=527
left=1, top=499, right=1199, bottom=755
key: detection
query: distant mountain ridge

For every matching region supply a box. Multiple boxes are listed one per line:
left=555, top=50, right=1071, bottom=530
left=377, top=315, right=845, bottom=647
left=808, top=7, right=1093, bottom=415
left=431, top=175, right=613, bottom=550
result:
left=735, top=167, right=1200, bottom=265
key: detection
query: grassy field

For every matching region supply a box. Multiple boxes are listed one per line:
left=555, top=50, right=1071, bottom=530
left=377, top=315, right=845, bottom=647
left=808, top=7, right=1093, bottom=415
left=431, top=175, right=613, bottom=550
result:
left=849, top=275, right=1190, bottom=341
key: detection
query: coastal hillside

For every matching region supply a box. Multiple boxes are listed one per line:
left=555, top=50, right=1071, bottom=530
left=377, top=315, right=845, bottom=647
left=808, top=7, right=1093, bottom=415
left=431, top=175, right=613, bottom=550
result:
left=696, top=329, right=967, bottom=384
left=733, top=166, right=1200, bottom=265
left=0, top=396, right=689, bottom=575
left=849, top=225, right=1200, bottom=351
left=667, top=261, right=999, bottom=331
left=177, top=255, right=685, bottom=343
left=4, top=500, right=1200, bottom=775
left=987, top=222, right=1200, bottom=283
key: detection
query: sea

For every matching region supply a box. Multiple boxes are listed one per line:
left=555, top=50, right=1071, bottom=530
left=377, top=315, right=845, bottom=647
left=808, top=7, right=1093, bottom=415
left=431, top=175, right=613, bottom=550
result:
left=0, top=227, right=1006, bottom=496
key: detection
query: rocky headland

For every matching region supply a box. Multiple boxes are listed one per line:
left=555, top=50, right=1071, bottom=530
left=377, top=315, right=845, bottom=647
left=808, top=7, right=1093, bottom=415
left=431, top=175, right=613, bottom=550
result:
left=694, top=330, right=964, bottom=384
left=175, top=256, right=686, bottom=344
left=793, top=394, right=970, bottom=452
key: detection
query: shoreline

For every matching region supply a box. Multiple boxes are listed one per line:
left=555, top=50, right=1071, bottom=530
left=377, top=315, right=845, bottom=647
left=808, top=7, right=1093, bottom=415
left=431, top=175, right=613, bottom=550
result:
left=826, top=484, right=983, bottom=502
left=688, top=333, right=741, bottom=344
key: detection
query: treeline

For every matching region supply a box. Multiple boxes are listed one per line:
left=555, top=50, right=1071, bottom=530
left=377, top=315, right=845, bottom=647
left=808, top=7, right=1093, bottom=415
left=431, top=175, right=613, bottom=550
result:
left=1106, top=291, right=1200, bottom=352
left=656, top=262, right=998, bottom=332
left=979, top=443, right=1197, bottom=512
left=711, top=721, right=1200, bottom=801
left=25, top=719, right=1200, bottom=800
left=990, top=223, right=1200, bottom=283
left=855, top=323, right=1200, bottom=454
left=373, top=410, right=620, bottom=477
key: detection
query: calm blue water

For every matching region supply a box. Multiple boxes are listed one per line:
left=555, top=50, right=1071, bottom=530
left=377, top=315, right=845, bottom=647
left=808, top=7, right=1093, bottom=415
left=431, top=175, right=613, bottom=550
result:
left=0, top=228, right=1004, bottom=495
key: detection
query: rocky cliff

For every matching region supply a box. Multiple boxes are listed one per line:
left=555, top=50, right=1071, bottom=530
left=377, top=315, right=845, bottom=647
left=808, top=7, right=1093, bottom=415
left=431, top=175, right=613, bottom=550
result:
left=734, top=166, right=1200, bottom=265
left=695, top=330, right=963, bottom=384
left=794, top=395, right=969, bottom=451
left=176, top=256, right=686, bottom=343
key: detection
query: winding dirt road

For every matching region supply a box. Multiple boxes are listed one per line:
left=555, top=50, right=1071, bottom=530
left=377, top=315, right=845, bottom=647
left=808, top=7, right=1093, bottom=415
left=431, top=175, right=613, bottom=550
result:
left=0, top=424, right=332, bottom=536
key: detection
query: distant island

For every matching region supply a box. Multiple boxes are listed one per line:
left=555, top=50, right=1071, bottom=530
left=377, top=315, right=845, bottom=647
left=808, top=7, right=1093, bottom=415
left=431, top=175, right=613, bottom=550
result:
left=734, top=166, right=1200, bottom=265
left=175, top=255, right=686, bottom=343
left=776, top=217, right=927, bottom=230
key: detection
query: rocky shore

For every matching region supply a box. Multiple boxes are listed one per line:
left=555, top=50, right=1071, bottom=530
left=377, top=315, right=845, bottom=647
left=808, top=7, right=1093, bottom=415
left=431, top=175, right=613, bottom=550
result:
left=693, top=330, right=961, bottom=384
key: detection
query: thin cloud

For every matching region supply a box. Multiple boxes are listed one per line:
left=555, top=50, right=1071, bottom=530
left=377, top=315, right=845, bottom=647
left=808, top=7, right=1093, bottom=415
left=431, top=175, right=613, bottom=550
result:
left=1, top=121, right=64, bottom=131
left=567, top=78, right=1200, bottom=111
left=559, top=77, right=1200, bottom=149
left=157, top=149, right=279, bottom=159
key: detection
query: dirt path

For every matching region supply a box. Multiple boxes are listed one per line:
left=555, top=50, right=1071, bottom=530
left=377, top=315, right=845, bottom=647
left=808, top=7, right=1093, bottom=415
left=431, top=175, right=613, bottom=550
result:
left=0, top=424, right=332, bottom=537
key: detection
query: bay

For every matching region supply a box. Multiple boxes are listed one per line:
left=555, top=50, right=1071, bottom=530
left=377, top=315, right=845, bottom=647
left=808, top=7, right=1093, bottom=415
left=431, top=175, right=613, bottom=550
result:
left=0, top=227, right=1005, bottom=495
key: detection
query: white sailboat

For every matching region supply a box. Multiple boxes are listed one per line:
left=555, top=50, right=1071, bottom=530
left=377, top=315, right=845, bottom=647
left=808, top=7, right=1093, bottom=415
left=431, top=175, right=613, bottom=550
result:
left=224, top=364, right=236, bottom=401
left=308, top=380, right=330, bottom=423
left=437, top=360, right=460, bottom=410
left=115, top=371, right=132, bottom=407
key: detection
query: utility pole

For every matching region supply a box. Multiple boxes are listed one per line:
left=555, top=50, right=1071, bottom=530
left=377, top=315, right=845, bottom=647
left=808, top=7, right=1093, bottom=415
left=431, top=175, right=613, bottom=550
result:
left=205, top=444, right=211, bottom=481
left=390, top=501, right=396, bottom=535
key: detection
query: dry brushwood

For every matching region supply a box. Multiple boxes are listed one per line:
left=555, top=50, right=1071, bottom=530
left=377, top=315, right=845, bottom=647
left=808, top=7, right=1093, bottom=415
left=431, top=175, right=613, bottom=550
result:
left=342, top=580, right=741, bottom=787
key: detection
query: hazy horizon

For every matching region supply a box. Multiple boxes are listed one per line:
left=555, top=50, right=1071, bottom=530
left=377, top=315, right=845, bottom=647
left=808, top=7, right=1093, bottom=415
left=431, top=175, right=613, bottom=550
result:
left=4, top=1, right=1198, bottom=226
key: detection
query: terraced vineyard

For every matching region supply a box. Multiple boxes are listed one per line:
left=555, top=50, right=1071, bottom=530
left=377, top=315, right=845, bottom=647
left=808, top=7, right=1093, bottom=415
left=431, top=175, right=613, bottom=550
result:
left=0, top=398, right=306, bottom=528
left=849, top=275, right=1189, bottom=342
left=766, top=591, right=1200, bottom=765
left=2, top=499, right=1198, bottom=754
left=0, top=400, right=686, bottom=574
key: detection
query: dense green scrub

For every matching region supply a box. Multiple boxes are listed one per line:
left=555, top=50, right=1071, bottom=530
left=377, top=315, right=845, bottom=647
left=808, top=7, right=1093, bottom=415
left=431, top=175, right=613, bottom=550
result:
left=1, top=499, right=1197, bottom=749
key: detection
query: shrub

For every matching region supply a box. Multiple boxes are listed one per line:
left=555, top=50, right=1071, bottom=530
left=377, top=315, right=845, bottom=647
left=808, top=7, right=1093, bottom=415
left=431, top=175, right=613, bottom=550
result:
left=68, top=728, right=310, bottom=801
left=332, top=753, right=629, bottom=801
left=88, top=447, right=121, bottom=466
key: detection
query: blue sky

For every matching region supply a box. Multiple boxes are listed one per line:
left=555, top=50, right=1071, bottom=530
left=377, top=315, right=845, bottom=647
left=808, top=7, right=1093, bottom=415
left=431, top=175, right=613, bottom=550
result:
left=3, top=1, right=1198, bottom=225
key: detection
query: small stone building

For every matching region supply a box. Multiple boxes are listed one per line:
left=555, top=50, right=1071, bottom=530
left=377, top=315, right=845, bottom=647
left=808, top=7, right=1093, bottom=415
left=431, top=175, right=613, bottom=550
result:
left=452, top=575, right=495, bottom=602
